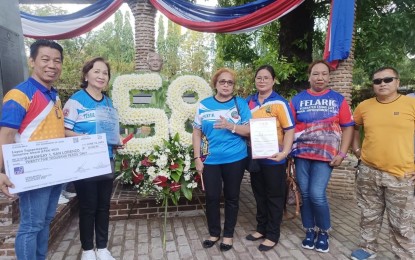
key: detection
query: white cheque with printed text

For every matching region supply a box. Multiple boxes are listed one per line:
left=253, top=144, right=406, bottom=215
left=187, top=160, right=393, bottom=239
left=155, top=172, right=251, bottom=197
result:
left=2, top=134, right=111, bottom=194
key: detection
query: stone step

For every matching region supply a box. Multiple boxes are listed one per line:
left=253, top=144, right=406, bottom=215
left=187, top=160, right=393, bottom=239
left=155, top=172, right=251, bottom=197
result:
left=0, top=194, right=19, bottom=226
left=0, top=180, right=219, bottom=258
left=0, top=196, right=78, bottom=258
left=110, top=181, right=212, bottom=220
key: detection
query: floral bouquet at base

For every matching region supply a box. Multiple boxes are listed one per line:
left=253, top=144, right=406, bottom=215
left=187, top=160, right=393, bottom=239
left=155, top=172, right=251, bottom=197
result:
left=116, top=133, right=201, bottom=247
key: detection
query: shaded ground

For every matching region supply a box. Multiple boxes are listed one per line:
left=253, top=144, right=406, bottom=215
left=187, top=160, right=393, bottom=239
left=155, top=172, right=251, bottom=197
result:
left=48, top=184, right=399, bottom=260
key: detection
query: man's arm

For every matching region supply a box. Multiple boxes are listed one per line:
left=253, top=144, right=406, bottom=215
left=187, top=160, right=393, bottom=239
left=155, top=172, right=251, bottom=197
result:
left=0, top=127, right=18, bottom=197
left=352, top=125, right=362, bottom=158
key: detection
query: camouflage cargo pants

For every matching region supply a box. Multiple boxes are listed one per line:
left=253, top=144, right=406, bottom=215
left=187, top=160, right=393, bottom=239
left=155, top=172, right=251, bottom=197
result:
left=356, top=162, right=415, bottom=260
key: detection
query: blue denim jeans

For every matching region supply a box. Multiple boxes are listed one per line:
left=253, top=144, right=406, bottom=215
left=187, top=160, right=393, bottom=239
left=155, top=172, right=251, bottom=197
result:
left=15, top=184, right=62, bottom=260
left=294, top=158, right=333, bottom=231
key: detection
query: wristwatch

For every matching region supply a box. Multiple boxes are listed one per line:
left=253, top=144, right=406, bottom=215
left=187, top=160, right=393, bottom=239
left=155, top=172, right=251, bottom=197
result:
left=231, top=124, right=236, bottom=134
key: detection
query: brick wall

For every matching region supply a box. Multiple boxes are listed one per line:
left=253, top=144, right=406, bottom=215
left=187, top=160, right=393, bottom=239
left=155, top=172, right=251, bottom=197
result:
left=0, top=196, right=78, bottom=258
left=328, top=60, right=354, bottom=104
left=328, top=157, right=358, bottom=199
left=110, top=182, right=215, bottom=220
left=0, top=197, right=19, bottom=227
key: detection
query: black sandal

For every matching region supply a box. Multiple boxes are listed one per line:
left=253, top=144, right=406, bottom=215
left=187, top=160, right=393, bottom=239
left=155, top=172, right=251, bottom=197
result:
left=220, top=242, right=233, bottom=251
left=246, top=234, right=265, bottom=241
left=202, top=238, right=220, bottom=248
left=258, top=242, right=276, bottom=251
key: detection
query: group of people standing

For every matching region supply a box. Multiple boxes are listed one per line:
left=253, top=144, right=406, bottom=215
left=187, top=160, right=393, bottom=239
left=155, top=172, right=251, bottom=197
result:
left=0, top=40, right=116, bottom=260
left=0, top=39, right=414, bottom=260
left=192, top=61, right=415, bottom=260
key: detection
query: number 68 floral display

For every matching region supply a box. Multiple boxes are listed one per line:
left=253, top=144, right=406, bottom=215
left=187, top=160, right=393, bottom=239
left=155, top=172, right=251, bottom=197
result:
left=111, top=73, right=212, bottom=206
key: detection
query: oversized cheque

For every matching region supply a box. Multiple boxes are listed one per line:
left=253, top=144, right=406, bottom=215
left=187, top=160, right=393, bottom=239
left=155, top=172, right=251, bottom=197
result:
left=2, top=133, right=111, bottom=194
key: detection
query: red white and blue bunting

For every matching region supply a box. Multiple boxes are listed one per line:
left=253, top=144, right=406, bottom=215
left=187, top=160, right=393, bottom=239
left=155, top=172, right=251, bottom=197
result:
left=149, top=0, right=304, bottom=34
left=21, top=0, right=124, bottom=39
left=20, top=0, right=354, bottom=64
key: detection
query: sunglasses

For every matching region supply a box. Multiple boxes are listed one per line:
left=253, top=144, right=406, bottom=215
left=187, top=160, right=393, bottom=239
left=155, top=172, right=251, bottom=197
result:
left=372, top=77, right=398, bottom=85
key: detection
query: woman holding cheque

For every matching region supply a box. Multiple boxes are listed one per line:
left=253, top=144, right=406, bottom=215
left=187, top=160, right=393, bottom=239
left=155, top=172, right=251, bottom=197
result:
left=245, top=65, right=295, bottom=251
left=192, top=68, right=251, bottom=251
left=63, top=57, right=117, bottom=260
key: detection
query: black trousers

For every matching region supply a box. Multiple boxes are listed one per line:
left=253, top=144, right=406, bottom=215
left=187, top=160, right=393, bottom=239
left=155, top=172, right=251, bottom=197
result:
left=74, top=178, right=114, bottom=250
left=250, top=163, right=286, bottom=243
left=203, top=158, right=246, bottom=238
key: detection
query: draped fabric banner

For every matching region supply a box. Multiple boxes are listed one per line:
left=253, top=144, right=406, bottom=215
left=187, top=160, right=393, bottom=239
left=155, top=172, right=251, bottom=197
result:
left=323, top=0, right=355, bottom=68
left=149, top=0, right=304, bottom=33
left=20, top=0, right=354, bottom=65
left=21, top=0, right=124, bottom=40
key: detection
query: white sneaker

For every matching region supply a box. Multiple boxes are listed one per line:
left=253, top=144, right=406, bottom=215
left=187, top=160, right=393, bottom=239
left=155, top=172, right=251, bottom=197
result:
left=81, top=249, right=97, bottom=260
left=96, top=248, right=115, bottom=260
left=62, top=190, right=77, bottom=198
left=58, top=194, right=69, bottom=204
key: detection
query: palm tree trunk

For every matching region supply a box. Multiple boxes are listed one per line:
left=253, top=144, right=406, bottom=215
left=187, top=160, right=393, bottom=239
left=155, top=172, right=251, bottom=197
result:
left=127, top=0, right=156, bottom=72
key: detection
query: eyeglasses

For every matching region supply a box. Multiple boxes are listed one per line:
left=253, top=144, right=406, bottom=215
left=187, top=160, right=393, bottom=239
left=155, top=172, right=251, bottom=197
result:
left=255, top=77, right=271, bottom=82
left=218, top=80, right=234, bottom=86
left=372, top=77, right=398, bottom=85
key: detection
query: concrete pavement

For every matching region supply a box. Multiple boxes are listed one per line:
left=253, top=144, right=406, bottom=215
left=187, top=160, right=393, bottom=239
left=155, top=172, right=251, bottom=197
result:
left=47, top=184, right=398, bottom=260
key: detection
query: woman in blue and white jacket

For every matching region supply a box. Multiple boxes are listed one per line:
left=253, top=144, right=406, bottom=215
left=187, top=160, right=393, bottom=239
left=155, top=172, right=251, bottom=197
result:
left=192, top=68, right=251, bottom=252
left=63, top=57, right=116, bottom=260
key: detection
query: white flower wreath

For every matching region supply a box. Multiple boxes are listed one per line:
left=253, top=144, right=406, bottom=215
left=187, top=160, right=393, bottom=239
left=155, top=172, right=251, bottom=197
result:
left=166, top=75, right=212, bottom=146
left=112, top=74, right=168, bottom=155
left=111, top=73, right=212, bottom=153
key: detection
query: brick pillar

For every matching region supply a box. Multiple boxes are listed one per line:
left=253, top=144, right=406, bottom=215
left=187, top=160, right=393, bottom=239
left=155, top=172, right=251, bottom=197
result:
left=327, top=1, right=357, bottom=199
left=328, top=34, right=355, bottom=105
left=328, top=1, right=356, bottom=105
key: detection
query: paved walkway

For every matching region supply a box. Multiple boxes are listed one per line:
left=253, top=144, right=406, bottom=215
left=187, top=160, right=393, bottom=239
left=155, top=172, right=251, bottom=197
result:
left=47, top=184, right=398, bottom=260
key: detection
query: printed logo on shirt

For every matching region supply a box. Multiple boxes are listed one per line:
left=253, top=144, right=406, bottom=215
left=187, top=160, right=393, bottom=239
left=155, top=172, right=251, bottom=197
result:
left=83, top=112, right=95, bottom=119
left=298, top=99, right=338, bottom=114
left=201, top=113, right=215, bottom=120
left=394, top=112, right=399, bottom=115
left=63, top=108, right=70, bottom=117
left=231, top=110, right=240, bottom=120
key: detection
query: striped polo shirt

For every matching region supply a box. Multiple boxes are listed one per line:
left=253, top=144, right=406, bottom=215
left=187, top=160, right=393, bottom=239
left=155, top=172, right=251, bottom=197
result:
left=0, top=77, right=65, bottom=142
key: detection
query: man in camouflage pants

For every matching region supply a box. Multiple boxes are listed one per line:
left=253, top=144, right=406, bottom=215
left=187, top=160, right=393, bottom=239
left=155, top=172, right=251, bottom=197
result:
left=351, top=66, right=415, bottom=260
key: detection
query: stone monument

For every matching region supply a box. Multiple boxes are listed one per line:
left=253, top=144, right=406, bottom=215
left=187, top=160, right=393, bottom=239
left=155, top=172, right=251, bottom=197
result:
left=147, top=51, right=163, bottom=72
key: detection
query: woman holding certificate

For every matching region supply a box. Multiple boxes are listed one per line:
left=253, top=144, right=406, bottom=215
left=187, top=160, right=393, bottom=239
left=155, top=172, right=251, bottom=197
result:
left=63, top=57, right=116, bottom=260
left=245, top=65, right=295, bottom=251
left=289, top=60, right=354, bottom=253
left=192, top=68, right=251, bottom=251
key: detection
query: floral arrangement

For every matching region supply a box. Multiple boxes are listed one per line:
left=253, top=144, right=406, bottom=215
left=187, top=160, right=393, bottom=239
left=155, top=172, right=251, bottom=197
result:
left=116, top=133, right=200, bottom=203
left=112, top=73, right=169, bottom=155
left=111, top=73, right=211, bottom=154
left=167, top=75, right=212, bottom=147
left=116, top=133, right=201, bottom=247
left=111, top=73, right=212, bottom=248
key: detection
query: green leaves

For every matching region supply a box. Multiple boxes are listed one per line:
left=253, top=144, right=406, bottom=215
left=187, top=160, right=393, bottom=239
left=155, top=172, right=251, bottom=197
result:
left=181, top=183, right=193, bottom=201
left=354, top=0, right=415, bottom=85
left=115, top=133, right=199, bottom=207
